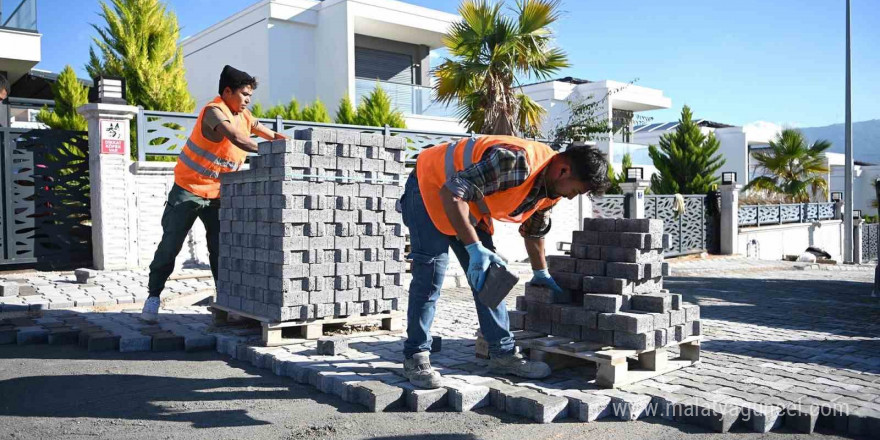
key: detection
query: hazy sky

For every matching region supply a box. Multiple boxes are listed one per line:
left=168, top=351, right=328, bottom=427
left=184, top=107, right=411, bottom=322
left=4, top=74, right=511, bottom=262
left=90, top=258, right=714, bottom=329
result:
left=28, top=0, right=880, bottom=127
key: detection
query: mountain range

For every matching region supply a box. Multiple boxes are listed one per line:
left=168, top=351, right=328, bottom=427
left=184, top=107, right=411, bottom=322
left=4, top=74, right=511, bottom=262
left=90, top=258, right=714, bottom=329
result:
left=798, top=119, right=880, bottom=165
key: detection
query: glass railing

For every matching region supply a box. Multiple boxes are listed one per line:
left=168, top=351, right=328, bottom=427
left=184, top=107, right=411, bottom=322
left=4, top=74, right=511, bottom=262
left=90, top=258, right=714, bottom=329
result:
left=354, top=78, right=458, bottom=119
left=2, top=0, right=37, bottom=31
left=612, top=142, right=653, bottom=165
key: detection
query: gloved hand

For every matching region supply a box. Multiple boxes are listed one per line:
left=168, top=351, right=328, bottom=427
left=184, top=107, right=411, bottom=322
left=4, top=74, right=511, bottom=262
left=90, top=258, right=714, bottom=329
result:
left=530, top=268, right=564, bottom=294
left=465, top=242, right=506, bottom=291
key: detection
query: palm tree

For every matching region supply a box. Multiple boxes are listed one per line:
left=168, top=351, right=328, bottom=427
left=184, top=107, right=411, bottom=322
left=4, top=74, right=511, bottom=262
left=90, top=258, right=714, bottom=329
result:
left=433, top=0, right=569, bottom=136
left=745, top=128, right=831, bottom=203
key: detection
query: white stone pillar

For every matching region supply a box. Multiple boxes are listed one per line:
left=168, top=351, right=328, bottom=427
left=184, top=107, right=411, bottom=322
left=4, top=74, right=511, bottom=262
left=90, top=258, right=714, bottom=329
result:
left=77, top=103, right=139, bottom=270
left=620, top=180, right=650, bottom=219
left=854, top=218, right=865, bottom=264
left=720, top=183, right=743, bottom=255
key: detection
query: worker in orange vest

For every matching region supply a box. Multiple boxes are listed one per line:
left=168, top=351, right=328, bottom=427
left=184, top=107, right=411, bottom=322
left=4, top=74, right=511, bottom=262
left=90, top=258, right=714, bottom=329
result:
left=141, top=65, right=285, bottom=323
left=401, top=135, right=610, bottom=388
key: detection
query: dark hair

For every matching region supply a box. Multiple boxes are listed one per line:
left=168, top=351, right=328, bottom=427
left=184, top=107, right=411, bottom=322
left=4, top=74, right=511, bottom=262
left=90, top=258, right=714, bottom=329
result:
left=558, top=144, right=611, bottom=195
left=218, top=72, right=257, bottom=96
left=0, top=74, right=8, bottom=95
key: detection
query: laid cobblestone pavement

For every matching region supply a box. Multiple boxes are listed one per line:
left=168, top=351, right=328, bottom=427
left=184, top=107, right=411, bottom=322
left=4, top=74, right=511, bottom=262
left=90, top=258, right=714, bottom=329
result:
left=1, top=257, right=878, bottom=437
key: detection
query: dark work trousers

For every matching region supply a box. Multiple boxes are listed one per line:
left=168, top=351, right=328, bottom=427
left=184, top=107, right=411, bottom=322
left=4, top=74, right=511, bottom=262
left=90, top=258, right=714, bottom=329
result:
left=148, top=184, right=220, bottom=297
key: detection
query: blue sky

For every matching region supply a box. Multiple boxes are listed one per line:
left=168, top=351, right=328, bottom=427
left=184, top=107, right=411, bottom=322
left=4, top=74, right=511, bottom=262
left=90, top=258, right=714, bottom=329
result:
left=29, top=0, right=880, bottom=128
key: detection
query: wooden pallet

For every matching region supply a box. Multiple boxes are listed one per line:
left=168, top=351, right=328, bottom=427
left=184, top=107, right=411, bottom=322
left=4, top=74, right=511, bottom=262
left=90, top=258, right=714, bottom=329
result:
left=531, top=336, right=702, bottom=388
left=209, top=303, right=404, bottom=347
left=476, top=331, right=701, bottom=389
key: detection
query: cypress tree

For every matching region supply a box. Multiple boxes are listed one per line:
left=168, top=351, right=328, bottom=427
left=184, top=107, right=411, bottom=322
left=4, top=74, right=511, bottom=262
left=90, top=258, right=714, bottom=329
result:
left=648, top=105, right=725, bottom=194
left=37, top=65, right=89, bottom=131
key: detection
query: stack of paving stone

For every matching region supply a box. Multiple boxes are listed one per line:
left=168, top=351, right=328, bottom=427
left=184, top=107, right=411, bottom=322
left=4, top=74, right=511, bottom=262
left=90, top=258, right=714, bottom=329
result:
left=213, top=128, right=407, bottom=322
left=511, top=218, right=702, bottom=351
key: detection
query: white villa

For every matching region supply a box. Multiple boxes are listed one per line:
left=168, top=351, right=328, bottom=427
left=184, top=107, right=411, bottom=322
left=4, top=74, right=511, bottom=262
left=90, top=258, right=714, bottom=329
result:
left=180, top=0, right=463, bottom=132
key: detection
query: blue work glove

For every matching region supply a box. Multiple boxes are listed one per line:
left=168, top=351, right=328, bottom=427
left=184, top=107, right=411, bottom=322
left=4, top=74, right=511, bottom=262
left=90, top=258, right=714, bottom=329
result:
left=465, top=242, right=506, bottom=291
left=530, top=269, right=564, bottom=294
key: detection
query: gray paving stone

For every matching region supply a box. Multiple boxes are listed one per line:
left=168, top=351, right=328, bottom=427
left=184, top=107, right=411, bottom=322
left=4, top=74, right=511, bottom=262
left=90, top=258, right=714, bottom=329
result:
left=355, top=380, right=405, bottom=412
left=446, top=381, right=491, bottom=412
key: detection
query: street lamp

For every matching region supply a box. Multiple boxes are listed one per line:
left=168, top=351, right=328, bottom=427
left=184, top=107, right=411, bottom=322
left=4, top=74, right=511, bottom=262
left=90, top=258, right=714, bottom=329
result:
left=721, top=172, right=737, bottom=185
left=89, top=76, right=127, bottom=104
left=831, top=192, right=843, bottom=202
left=625, top=167, right=643, bottom=182
left=853, top=209, right=862, bottom=219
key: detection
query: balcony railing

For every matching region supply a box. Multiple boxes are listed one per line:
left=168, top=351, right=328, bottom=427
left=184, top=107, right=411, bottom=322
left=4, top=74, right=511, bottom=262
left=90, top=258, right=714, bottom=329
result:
left=2, top=0, right=37, bottom=31
left=354, top=78, right=458, bottom=119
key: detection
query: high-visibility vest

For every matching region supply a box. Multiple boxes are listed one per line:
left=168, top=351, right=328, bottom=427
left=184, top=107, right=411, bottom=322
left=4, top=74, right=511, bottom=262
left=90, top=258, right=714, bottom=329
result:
left=174, top=97, right=253, bottom=199
left=415, top=135, right=559, bottom=236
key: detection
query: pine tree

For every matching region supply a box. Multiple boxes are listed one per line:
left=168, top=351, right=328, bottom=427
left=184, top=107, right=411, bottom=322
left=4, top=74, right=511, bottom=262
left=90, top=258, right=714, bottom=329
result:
left=605, top=153, right=633, bottom=195
left=36, top=66, right=89, bottom=131
left=250, top=103, right=267, bottom=118
left=354, top=84, right=406, bottom=128
left=283, top=98, right=301, bottom=121
left=335, top=95, right=357, bottom=125
left=301, top=99, right=331, bottom=123
left=648, top=106, right=725, bottom=194
left=87, top=0, right=194, bottom=113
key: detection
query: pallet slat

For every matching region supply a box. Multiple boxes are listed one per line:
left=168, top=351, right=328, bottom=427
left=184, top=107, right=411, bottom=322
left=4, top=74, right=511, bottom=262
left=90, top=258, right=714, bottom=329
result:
left=209, top=304, right=403, bottom=346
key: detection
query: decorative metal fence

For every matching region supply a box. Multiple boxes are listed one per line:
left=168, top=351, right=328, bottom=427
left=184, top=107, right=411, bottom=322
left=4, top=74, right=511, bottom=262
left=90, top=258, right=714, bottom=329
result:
left=591, top=195, right=626, bottom=219
left=136, top=108, right=552, bottom=164
left=590, top=194, right=713, bottom=257
left=645, top=195, right=710, bottom=257
left=738, top=202, right=836, bottom=227
left=0, top=128, right=91, bottom=267
left=864, top=223, right=878, bottom=262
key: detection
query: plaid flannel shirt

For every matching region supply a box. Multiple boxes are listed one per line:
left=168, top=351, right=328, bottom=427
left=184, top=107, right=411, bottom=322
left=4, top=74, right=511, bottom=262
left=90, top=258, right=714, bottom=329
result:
left=444, top=145, right=552, bottom=238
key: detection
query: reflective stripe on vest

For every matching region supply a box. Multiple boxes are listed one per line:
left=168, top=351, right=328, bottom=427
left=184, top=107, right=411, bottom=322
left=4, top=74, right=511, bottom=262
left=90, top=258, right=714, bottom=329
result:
left=185, top=139, right=240, bottom=171
left=178, top=152, right=220, bottom=179
left=443, top=137, right=492, bottom=226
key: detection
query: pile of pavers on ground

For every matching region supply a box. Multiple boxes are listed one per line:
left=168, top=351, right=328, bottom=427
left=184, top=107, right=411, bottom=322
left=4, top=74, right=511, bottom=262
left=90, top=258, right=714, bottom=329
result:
left=213, top=129, right=408, bottom=323
left=512, top=217, right=702, bottom=351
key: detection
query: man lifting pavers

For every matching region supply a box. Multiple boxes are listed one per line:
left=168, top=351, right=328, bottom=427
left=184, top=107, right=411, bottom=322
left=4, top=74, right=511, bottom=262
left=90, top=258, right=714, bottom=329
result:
left=400, top=136, right=610, bottom=388
left=141, top=65, right=286, bottom=322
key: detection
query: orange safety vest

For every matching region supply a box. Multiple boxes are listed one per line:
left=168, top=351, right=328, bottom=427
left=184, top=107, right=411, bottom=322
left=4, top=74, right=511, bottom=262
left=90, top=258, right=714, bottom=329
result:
left=416, top=135, right=559, bottom=236
left=174, top=97, right=254, bottom=199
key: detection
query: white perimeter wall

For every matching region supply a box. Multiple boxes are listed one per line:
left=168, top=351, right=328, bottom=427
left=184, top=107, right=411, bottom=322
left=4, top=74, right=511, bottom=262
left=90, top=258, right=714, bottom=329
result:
left=132, top=167, right=211, bottom=270
left=737, top=220, right=845, bottom=261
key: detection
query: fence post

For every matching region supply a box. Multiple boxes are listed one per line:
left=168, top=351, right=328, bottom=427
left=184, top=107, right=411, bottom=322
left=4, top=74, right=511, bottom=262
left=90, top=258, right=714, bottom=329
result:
left=275, top=115, right=283, bottom=134
left=619, top=179, right=650, bottom=219
left=834, top=200, right=844, bottom=220
left=854, top=218, right=864, bottom=264
left=136, top=106, right=146, bottom=163
left=77, top=102, right=140, bottom=270
left=720, top=182, right=742, bottom=255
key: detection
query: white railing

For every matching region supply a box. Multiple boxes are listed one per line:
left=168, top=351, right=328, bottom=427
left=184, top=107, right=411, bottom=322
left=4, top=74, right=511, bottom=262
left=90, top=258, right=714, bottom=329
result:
left=354, top=78, right=458, bottom=119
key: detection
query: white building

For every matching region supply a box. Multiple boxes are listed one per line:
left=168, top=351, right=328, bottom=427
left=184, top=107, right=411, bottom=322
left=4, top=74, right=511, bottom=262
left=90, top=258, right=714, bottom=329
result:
left=0, top=0, right=41, bottom=126
left=827, top=153, right=879, bottom=215
left=632, top=119, right=777, bottom=187
left=521, top=77, right=672, bottom=176
left=180, top=0, right=464, bottom=132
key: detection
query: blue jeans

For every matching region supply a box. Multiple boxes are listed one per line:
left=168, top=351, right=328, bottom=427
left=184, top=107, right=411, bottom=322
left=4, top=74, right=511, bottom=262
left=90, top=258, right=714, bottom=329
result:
left=401, top=171, right=514, bottom=359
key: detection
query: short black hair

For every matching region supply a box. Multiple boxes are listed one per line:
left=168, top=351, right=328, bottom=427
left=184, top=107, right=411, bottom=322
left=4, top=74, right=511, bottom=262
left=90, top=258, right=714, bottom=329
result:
left=558, top=144, right=611, bottom=195
left=0, top=74, right=8, bottom=95
left=218, top=65, right=257, bottom=96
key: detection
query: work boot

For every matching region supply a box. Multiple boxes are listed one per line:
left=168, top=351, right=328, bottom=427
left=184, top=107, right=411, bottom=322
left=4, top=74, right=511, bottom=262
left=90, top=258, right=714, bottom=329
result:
left=141, top=297, right=160, bottom=323
left=489, top=347, right=551, bottom=379
left=404, top=351, right=443, bottom=389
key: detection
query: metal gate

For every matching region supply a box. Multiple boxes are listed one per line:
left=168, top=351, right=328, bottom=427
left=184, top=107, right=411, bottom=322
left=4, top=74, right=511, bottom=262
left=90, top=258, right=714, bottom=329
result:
left=0, top=128, right=91, bottom=267
left=644, top=195, right=712, bottom=257
left=864, top=223, right=878, bottom=262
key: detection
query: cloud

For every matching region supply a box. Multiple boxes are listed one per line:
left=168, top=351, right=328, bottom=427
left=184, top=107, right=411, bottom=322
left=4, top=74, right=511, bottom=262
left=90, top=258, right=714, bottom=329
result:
left=743, top=120, right=787, bottom=140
